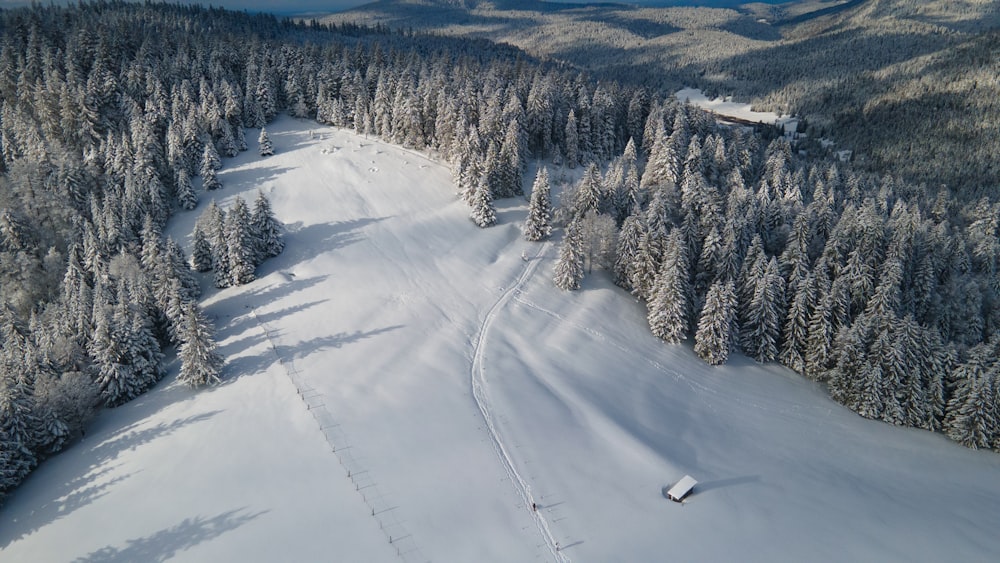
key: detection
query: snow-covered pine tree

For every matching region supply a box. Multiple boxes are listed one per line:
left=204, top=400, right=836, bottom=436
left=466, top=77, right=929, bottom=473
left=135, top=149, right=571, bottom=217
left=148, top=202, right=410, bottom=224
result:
left=740, top=257, right=786, bottom=363
left=190, top=224, right=213, bottom=273
left=614, top=213, right=643, bottom=290
left=694, top=280, right=737, bottom=365
left=630, top=230, right=661, bottom=302
left=90, top=295, right=153, bottom=407
left=780, top=271, right=816, bottom=374
left=524, top=167, right=553, bottom=241
left=225, top=196, right=256, bottom=286
left=258, top=127, right=274, bottom=157
left=177, top=304, right=224, bottom=388
left=0, top=362, right=38, bottom=487
left=201, top=201, right=230, bottom=288
left=176, top=168, right=197, bottom=210
left=164, top=237, right=200, bottom=301
left=648, top=229, right=690, bottom=344
left=470, top=176, right=497, bottom=228
left=574, top=162, right=604, bottom=218
left=564, top=109, right=579, bottom=169
left=218, top=121, right=239, bottom=158
left=201, top=142, right=221, bottom=177
left=202, top=164, right=222, bottom=191
left=944, top=345, right=998, bottom=449
left=251, top=191, right=284, bottom=265
left=499, top=118, right=525, bottom=197
left=236, top=124, right=248, bottom=152
left=553, top=218, right=585, bottom=291
left=122, top=291, right=165, bottom=392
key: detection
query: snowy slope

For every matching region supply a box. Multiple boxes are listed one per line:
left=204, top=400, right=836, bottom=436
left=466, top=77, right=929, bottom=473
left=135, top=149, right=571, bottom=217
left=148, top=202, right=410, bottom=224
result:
left=3, top=116, right=1000, bottom=562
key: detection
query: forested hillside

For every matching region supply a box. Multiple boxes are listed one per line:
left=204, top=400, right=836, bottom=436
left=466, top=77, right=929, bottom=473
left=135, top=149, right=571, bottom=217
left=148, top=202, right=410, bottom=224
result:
left=1, top=0, right=998, bottom=505
left=325, top=0, right=1000, bottom=196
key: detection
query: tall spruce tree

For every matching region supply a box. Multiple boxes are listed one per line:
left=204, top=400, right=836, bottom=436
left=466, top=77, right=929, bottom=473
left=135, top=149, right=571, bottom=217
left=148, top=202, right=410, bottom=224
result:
left=647, top=229, right=690, bottom=344
left=258, top=127, right=274, bottom=157
left=177, top=304, right=224, bottom=388
left=524, top=167, right=553, bottom=242
left=225, top=196, right=256, bottom=286
left=553, top=218, right=586, bottom=291
left=694, top=280, right=737, bottom=366
left=251, top=191, right=284, bottom=265
left=470, top=177, right=497, bottom=228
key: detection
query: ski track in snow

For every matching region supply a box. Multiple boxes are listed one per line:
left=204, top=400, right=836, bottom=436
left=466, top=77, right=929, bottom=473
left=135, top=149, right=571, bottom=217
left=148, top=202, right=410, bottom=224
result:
left=470, top=240, right=570, bottom=563
left=250, top=307, right=427, bottom=563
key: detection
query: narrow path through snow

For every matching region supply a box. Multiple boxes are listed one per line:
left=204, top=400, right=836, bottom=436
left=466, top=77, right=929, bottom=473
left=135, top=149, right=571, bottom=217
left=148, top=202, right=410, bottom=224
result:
left=469, top=241, right=570, bottom=563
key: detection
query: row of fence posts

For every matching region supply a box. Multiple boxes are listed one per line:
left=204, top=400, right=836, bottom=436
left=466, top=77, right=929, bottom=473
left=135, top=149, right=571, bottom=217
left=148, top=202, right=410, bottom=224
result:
left=252, top=309, right=428, bottom=562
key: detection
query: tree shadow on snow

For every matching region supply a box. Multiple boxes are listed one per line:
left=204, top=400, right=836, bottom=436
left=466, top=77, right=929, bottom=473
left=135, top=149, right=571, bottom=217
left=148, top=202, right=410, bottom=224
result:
left=70, top=507, right=267, bottom=563
left=216, top=324, right=404, bottom=386
left=217, top=165, right=296, bottom=194
left=271, top=217, right=390, bottom=271
left=0, top=410, right=223, bottom=549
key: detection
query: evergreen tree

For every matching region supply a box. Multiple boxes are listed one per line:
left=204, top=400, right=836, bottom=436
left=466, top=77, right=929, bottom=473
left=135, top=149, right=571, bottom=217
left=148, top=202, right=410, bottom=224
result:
left=235, top=124, right=248, bottom=152
left=524, top=168, right=553, bottom=241
left=945, top=346, right=997, bottom=449
left=0, top=363, right=38, bottom=488
left=630, top=230, right=661, bottom=302
left=201, top=201, right=230, bottom=288
left=780, top=271, right=816, bottom=374
left=251, top=191, right=284, bottom=265
left=225, top=197, right=256, bottom=286
left=564, top=109, right=579, bottom=169
left=218, top=121, right=239, bottom=158
left=694, top=280, right=737, bottom=366
left=553, top=218, right=585, bottom=291
left=164, top=237, right=200, bottom=301
left=470, top=177, right=497, bottom=228
left=176, top=168, right=197, bottom=210
left=190, top=224, right=213, bottom=273
left=177, top=304, right=224, bottom=388
left=202, top=165, right=222, bottom=191
left=647, top=229, right=690, bottom=344
left=614, top=213, right=643, bottom=290
left=574, top=162, right=603, bottom=218
left=258, top=127, right=274, bottom=157
left=740, top=257, right=786, bottom=363
left=201, top=142, right=221, bottom=177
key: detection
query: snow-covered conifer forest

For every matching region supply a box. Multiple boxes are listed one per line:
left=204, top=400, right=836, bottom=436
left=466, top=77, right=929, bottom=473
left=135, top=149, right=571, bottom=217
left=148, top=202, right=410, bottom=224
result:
left=0, top=1, right=999, bottom=559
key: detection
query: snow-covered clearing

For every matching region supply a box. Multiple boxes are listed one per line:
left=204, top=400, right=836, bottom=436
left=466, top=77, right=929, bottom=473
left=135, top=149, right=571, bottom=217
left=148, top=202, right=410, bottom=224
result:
left=3, top=116, right=999, bottom=562
left=676, top=87, right=798, bottom=133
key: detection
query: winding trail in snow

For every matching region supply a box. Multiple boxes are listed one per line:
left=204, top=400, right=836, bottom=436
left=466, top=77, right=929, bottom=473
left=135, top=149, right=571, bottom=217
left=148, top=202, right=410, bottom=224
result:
left=470, top=240, right=570, bottom=563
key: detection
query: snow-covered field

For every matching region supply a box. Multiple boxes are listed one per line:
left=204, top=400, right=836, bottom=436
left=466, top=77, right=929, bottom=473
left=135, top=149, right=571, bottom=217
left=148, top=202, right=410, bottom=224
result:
left=676, top=87, right=798, bottom=133
left=3, top=116, right=999, bottom=562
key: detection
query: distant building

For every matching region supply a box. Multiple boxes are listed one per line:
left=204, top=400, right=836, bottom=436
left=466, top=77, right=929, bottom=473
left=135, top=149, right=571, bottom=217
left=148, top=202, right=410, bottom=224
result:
left=667, top=475, right=698, bottom=502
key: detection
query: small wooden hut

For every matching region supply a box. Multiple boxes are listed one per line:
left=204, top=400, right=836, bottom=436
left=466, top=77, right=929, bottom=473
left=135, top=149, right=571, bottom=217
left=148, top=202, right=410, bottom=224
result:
left=667, top=475, right=697, bottom=502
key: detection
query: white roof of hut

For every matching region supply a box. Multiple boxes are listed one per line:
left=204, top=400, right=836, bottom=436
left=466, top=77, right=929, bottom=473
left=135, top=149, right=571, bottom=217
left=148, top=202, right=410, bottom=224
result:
left=667, top=475, right=697, bottom=502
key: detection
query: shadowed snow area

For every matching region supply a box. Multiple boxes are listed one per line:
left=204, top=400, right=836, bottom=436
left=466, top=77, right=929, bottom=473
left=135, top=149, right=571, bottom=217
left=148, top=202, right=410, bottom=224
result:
left=3, top=116, right=999, bottom=562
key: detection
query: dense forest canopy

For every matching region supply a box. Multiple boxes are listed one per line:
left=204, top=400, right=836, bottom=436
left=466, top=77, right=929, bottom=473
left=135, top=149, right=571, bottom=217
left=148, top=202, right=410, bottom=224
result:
left=325, top=0, right=1000, bottom=197
left=1, top=0, right=998, bottom=503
